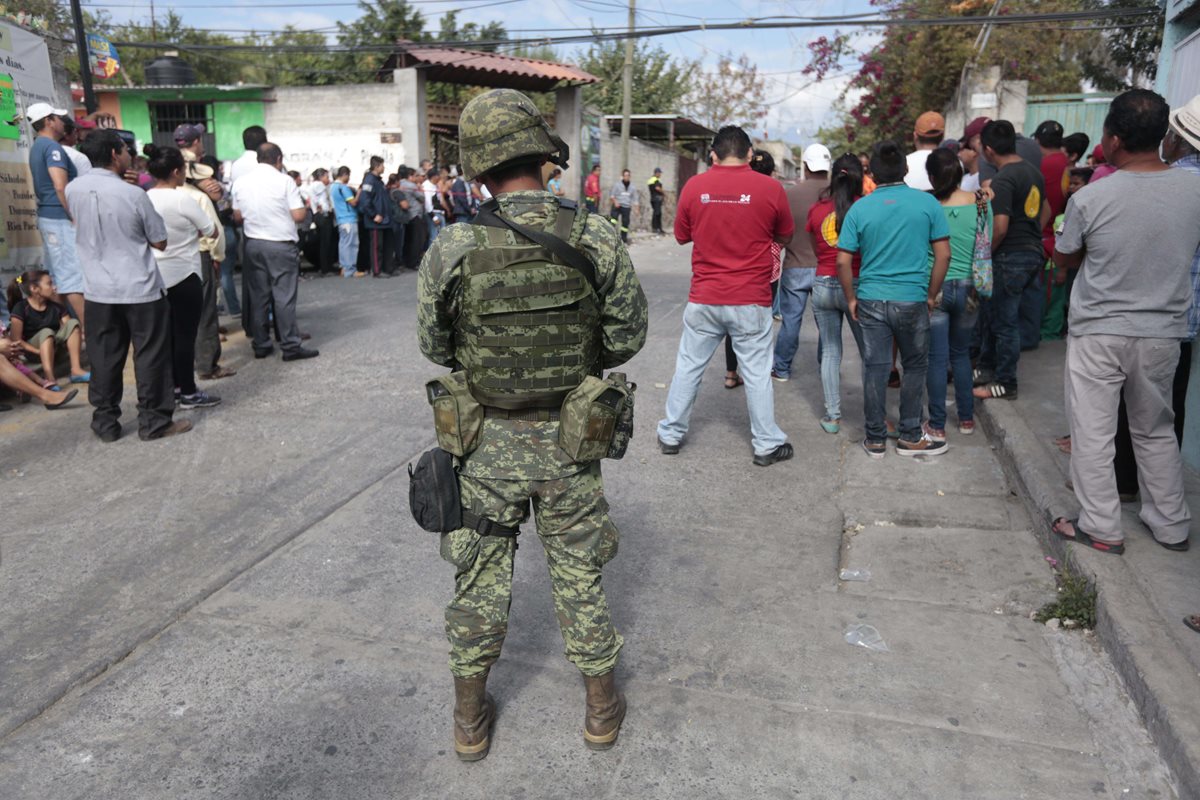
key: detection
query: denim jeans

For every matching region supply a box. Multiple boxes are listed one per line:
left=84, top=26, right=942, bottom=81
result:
left=37, top=216, right=84, bottom=294
left=1018, top=266, right=1044, bottom=351
left=658, top=303, right=788, bottom=456
left=811, top=276, right=865, bottom=420
left=977, top=249, right=1044, bottom=387
left=858, top=299, right=930, bottom=443
left=927, top=279, right=976, bottom=429
left=220, top=223, right=241, bottom=316
left=771, top=267, right=815, bottom=378
left=338, top=222, right=360, bottom=276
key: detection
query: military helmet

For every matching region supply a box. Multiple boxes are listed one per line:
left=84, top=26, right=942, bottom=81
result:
left=458, top=88, right=569, bottom=181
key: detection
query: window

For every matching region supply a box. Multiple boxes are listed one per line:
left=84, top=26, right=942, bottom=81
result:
left=149, top=101, right=215, bottom=155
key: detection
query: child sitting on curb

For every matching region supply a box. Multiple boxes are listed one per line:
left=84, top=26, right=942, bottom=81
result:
left=6, top=270, right=90, bottom=388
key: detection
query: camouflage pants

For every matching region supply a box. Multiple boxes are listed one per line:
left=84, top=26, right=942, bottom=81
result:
left=440, top=461, right=622, bottom=678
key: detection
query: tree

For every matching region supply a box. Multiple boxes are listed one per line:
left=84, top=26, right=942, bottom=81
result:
left=78, top=10, right=246, bottom=86
left=576, top=36, right=694, bottom=115
left=251, top=27, right=343, bottom=87
left=336, top=0, right=428, bottom=75
left=806, top=0, right=1109, bottom=148
left=1079, top=0, right=1165, bottom=90
left=684, top=53, right=769, bottom=132
left=436, top=11, right=505, bottom=51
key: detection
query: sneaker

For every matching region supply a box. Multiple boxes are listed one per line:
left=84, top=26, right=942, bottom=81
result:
left=753, top=442, right=794, bottom=466
left=820, top=416, right=841, bottom=434
left=658, top=437, right=681, bottom=455
left=972, top=367, right=995, bottom=387
left=896, top=434, right=949, bottom=457
left=973, top=382, right=1016, bottom=400
left=770, top=371, right=789, bottom=382
left=922, top=421, right=946, bottom=442
left=958, top=420, right=976, bottom=435
left=862, top=438, right=886, bottom=460
left=179, top=390, right=221, bottom=409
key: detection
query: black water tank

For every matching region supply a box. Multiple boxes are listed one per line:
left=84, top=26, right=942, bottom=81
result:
left=145, top=54, right=196, bottom=86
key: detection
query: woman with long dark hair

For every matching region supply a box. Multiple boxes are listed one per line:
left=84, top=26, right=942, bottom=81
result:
left=144, top=144, right=221, bottom=409
left=924, top=148, right=989, bottom=439
left=809, top=153, right=866, bottom=433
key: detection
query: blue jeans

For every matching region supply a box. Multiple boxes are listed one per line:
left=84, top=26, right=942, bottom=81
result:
left=1018, top=265, right=1044, bottom=351
left=338, top=222, right=360, bottom=276
left=811, top=276, right=865, bottom=420
left=658, top=303, right=788, bottom=456
left=771, top=267, right=815, bottom=378
left=37, top=216, right=84, bottom=294
left=220, top=224, right=241, bottom=316
left=978, top=249, right=1043, bottom=387
left=927, top=279, right=976, bottom=429
left=859, top=299, right=930, bottom=443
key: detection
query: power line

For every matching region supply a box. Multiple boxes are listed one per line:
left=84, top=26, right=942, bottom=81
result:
left=100, top=6, right=1161, bottom=53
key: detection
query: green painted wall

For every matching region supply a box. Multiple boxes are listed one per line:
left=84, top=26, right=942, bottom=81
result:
left=113, top=88, right=266, bottom=161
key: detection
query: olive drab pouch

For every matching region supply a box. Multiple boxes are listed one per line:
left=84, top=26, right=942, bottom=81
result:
left=558, top=373, right=632, bottom=462
left=426, top=372, right=484, bottom=457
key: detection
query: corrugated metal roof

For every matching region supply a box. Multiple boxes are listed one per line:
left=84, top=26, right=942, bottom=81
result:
left=388, top=45, right=600, bottom=91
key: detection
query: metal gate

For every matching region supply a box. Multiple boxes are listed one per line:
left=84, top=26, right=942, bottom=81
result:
left=1024, top=93, right=1116, bottom=155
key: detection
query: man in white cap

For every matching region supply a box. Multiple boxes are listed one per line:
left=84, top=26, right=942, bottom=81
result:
left=770, top=143, right=829, bottom=382
left=27, top=102, right=86, bottom=333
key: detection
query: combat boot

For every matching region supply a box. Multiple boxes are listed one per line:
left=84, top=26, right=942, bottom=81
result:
left=452, top=673, right=495, bottom=761
left=582, top=671, right=626, bottom=751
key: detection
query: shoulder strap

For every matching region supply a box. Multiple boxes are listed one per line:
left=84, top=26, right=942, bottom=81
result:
left=472, top=198, right=599, bottom=294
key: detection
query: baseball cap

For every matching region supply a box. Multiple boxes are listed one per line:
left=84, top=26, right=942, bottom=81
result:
left=1092, top=144, right=1106, bottom=164
left=173, top=122, right=206, bottom=144
left=1169, top=94, right=1200, bottom=153
left=802, top=143, right=832, bottom=173
left=26, top=102, right=68, bottom=124
left=75, top=118, right=97, bottom=129
left=1033, top=119, right=1064, bottom=147
left=653, top=166, right=662, bottom=174
left=962, top=116, right=991, bottom=142
left=914, top=111, right=945, bottom=138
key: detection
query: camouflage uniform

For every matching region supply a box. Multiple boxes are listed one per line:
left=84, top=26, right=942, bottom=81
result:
left=418, top=190, right=648, bottom=678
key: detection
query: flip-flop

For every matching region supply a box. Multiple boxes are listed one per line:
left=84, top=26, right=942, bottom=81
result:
left=44, top=388, right=78, bottom=410
left=1184, top=615, right=1200, bottom=634
left=723, top=374, right=743, bottom=389
left=1052, top=516, right=1124, bottom=555
left=70, top=372, right=91, bottom=383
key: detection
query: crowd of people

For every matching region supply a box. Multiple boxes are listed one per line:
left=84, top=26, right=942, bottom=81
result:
left=656, top=89, right=1200, bottom=520
left=4, top=111, right=489, bottom=436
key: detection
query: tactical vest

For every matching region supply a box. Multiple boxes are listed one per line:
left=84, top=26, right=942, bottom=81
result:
left=455, top=205, right=602, bottom=411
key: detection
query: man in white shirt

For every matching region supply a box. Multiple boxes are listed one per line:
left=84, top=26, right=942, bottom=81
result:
left=231, top=142, right=318, bottom=361
left=904, top=111, right=944, bottom=191
left=60, top=117, right=91, bottom=177
left=421, top=168, right=444, bottom=241
left=309, top=168, right=336, bottom=274
left=227, top=125, right=268, bottom=335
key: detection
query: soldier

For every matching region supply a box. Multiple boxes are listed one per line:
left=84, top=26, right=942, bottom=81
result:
left=417, top=89, right=648, bottom=761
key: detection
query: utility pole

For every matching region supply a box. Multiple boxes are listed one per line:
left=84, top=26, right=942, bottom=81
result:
left=69, top=0, right=97, bottom=113
left=619, top=0, right=635, bottom=173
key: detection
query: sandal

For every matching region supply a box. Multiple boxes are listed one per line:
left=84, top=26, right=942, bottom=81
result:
left=1184, top=615, right=1200, bottom=634
left=724, top=373, right=743, bottom=389
left=1054, top=434, right=1072, bottom=455
left=1052, top=517, right=1124, bottom=555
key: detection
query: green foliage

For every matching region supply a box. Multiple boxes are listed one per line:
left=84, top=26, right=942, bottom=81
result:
left=684, top=53, right=769, bottom=132
left=249, top=27, right=344, bottom=87
left=78, top=10, right=243, bottom=86
left=576, top=36, right=695, bottom=115
left=1079, top=0, right=1165, bottom=90
left=1035, top=563, right=1097, bottom=629
left=808, top=0, right=1155, bottom=150
left=336, top=0, right=428, bottom=76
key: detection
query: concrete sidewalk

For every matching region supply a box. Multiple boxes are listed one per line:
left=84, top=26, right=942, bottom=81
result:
left=976, top=338, right=1200, bottom=797
left=0, top=239, right=1179, bottom=798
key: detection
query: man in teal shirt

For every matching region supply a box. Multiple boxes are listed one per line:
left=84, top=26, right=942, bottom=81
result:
left=330, top=166, right=362, bottom=277
left=837, top=140, right=951, bottom=458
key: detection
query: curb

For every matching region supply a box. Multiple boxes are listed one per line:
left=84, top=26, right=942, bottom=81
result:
left=977, top=398, right=1200, bottom=799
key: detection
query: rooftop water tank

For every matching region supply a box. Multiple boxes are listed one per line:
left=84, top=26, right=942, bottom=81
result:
left=145, top=53, right=196, bottom=86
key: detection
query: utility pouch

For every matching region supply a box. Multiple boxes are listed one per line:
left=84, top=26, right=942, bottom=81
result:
left=408, top=448, right=462, bottom=533
left=426, top=372, right=484, bottom=457
left=605, top=372, right=636, bottom=460
left=558, top=373, right=632, bottom=462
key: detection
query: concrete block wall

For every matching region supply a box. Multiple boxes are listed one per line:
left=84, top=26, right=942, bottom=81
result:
left=597, top=132, right=683, bottom=233
left=264, top=83, right=413, bottom=183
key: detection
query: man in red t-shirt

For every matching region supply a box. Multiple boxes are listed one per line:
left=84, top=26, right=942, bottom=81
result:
left=1027, top=119, right=1069, bottom=349
left=656, top=126, right=796, bottom=466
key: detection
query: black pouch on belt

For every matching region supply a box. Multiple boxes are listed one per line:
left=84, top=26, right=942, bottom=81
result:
left=408, top=448, right=462, bottom=533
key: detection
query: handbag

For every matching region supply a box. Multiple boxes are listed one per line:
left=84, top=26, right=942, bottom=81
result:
left=972, top=190, right=993, bottom=298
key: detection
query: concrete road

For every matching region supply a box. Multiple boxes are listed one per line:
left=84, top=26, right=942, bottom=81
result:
left=0, top=237, right=1177, bottom=798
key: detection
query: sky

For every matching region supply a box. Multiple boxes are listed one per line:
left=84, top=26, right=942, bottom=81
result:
left=78, top=0, right=881, bottom=145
